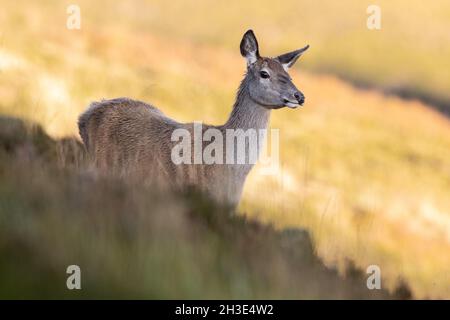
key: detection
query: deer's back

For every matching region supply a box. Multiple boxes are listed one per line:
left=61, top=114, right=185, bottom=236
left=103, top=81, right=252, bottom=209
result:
left=78, top=98, right=181, bottom=182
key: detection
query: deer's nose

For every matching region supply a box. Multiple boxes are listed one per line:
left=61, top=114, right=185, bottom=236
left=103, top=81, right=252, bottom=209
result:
left=294, top=92, right=305, bottom=105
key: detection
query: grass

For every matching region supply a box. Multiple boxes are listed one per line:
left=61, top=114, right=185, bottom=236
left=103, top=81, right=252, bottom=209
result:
left=2, top=0, right=450, bottom=112
left=0, top=117, right=404, bottom=299
left=0, top=0, right=449, bottom=298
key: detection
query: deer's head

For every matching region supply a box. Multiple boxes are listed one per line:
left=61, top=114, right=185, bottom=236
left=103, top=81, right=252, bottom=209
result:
left=240, top=30, right=309, bottom=109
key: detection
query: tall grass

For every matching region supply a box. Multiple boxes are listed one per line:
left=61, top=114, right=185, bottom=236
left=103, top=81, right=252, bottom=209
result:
left=0, top=117, right=405, bottom=299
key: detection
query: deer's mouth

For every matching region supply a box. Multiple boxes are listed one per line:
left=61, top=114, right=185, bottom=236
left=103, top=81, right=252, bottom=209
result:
left=282, top=99, right=302, bottom=109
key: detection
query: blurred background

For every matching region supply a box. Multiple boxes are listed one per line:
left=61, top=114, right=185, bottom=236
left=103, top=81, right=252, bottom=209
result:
left=0, top=0, right=449, bottom=299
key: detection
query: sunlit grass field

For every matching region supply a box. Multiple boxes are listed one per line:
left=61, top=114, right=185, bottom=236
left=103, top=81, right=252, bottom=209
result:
left=0, top=0, right=449, bottom=298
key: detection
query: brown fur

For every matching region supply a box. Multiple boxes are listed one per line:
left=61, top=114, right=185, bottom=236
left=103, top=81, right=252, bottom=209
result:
left=78, top=30, right=308, bottom=207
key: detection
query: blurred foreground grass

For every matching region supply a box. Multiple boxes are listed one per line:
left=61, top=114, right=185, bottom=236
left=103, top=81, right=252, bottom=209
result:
left=0, top=117, right=406, bottom=299
left=0, top=0, right=449, bottom=298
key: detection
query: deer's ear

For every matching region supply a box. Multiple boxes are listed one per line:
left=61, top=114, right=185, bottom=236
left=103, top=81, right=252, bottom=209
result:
left=240, top=30, right=260, bottom=65
left=276, top=45, right=309, bottom=70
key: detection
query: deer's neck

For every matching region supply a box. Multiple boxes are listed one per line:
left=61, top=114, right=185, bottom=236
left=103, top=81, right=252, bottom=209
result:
left=217, top=74, right=271, bottom=182
left=203, top=75, right=272, bottom=206
left=222, top=76, right=271, bottom=131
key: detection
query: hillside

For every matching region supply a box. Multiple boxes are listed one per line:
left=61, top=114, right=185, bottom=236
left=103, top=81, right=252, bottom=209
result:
left=0, top=117, right=408, bottom=299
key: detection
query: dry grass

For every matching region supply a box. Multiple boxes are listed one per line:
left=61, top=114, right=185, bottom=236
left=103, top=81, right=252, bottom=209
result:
left=0, top=0, right=449, bottom=298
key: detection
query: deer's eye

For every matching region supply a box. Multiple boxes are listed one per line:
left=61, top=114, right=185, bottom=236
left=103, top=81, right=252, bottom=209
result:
left=260, top=71, right=270, bottom=79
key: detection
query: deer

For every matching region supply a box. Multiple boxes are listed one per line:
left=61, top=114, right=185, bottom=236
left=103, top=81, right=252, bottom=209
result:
left=78, top=30, right=309, bottom=208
